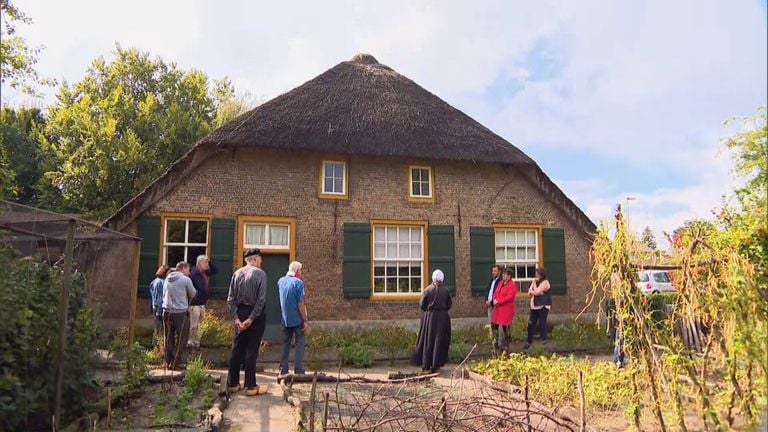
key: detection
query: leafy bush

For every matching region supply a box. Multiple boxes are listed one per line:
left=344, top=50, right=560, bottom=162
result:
left=378, top=325, right=417, bottom=365
left=470, top=354, right=631, bottom=410
left=122, top=342, right=149, bottom=397
left=0, top=245, right=99, bottom=431
left=551, top=321, right=611, bottom=350
left=509, top=317, right=529, bottom=342
left=339, top=343, right=374, bottom=367
left=452, top=323, right=489, bottom=345
left=199, top=311, right=233, bottom=347
left=449, top=342, right=472, bottom=363
left=183, top=356, right=210, bottom=393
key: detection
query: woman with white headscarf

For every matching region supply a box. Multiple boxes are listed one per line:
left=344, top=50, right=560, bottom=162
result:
left=412, top=269, right=452, bottom=373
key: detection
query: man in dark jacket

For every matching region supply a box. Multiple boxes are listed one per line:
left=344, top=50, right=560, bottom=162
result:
left=486, top=265, right=503, bottom=321
left=188, top=255, right=217, bottom=348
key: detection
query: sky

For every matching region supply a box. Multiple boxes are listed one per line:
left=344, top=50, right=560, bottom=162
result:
left=3, top=0, right=767, bottom=247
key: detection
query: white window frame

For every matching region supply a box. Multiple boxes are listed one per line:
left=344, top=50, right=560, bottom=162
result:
left=494, top=227, right=540, bottom=282
left=243, top=222, right=291, bottom=251
left=408, top=166, right=433, bottom=200
left=322, top=160, right=347, bottom=196
left=163, top=217, right=209, bottom=265
left=372, top=223, right=426, bottom=296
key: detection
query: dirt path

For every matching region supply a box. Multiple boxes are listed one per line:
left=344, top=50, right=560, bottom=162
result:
left=211, top=368, right=296, bottom=432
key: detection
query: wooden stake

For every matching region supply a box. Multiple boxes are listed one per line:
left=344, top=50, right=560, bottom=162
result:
left=309, top=372, right=318, bottom=432
left=578, top=370, right=586, bottom=432
left=107, top=387, right=112, bottom=429
left=525, top=375, right=532, bottom=432
left=128, top=243, right=141, bottom=347
left=53, top=219, right=75, bottom=431
left=322, top=391, right=329, bottom=432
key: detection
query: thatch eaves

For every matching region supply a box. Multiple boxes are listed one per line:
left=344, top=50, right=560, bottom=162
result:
left=202, top=54, right=535, bottom=165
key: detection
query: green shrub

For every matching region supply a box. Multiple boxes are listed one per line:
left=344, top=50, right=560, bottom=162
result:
left=199, top=311, right=233, bottom=347
left=509, top=317, right=528, bottom=342
left=449, top=342, right=472, bottom=363
left=0, top=246, right=99, bottom=431
left=122, top=342, right=149, bottom=397
left=183, top=356, right=210, bottom=393
left=378, top=326, right=417, bottom=365
left=339, top=343, right=374, bottom=367
left=550, top=321, right=611, bottom=350
left=452, top=323, right=490, bottom=345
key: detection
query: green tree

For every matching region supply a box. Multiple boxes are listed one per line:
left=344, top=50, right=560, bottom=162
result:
left=212, top=77, right=258, bottom=128
left=640, top=226, right=657, bottom=249
left=0, top=107, right=46, bottom=202
left=0, top=0, right=53, bottom=96
left=40, top=46, right=236, bottom=218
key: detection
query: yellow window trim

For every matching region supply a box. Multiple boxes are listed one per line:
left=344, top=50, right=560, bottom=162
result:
left=318, top=159, right=349, bottom=200
left=406, top=165, right=435, bottom=203
left=237, top=215, right=297, bottom=268
left=159, top=212, right=213, bottom=267
left=492, top=223, right=544, bottom=268
left=370, top=219, right=429, bottom=301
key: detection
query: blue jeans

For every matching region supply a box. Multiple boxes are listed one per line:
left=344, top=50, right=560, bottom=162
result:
left=613, top=328, right=625, bottom=366
left=280, top=325, right=306, bottom=374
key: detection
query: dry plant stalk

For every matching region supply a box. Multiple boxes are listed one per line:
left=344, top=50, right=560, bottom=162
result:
left=586, top=207, right=767, bottom=431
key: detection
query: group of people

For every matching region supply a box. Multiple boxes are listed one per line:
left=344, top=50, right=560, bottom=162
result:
left=411, top=265, right=552, bottom=373
left=149, top=255, right=217, bottom=370
left=150, top=250, right=552, bottom=393
left=148, top=248, right=309, bottom=397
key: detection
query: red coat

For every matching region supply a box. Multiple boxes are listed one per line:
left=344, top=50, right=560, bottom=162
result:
left=491, top=279, right=518, bottom=326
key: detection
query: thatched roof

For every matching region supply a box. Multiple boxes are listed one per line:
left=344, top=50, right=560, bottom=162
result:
left=105, top=54, right=595, bottom=234
left=202, top=54, right=535, bottom=165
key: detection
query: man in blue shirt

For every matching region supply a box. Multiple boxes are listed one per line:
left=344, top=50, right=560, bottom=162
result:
left=278, top=261, right=309, bottom=375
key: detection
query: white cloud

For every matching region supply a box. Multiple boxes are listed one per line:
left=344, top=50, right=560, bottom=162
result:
left=4, top=0, right=764, bottom=239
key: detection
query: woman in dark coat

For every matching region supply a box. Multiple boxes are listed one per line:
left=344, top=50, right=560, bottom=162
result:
left=412, top=269, right=452, bottom=373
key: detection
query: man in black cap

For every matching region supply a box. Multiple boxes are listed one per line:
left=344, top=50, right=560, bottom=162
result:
left=226, top=248, right=268, bottom=396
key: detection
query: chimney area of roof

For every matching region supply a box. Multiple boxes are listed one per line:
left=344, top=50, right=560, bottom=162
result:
left=350, top=53, right=379, bottom=64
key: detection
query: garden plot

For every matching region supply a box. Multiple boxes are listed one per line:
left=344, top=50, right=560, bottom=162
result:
left=281, top=367, right=583, bottom=432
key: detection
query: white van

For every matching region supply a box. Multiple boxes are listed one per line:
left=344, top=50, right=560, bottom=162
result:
left=635, top=270, right=675, bottom=294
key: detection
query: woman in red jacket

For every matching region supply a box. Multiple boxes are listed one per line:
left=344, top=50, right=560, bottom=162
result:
left=491, top=268, right=518, bottom=354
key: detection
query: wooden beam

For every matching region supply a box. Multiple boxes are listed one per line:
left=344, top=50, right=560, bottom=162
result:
left=53, top=219, right=76, bottom=430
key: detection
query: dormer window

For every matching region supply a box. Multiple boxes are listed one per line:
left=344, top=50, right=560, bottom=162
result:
left=319, top=160, right=348, bottom=200
left=408, top=166, right=434, bottom=202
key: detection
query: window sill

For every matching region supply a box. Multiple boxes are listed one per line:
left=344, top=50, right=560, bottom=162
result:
left=319, top=193, right=349, bottom=200
left=406, top=195, right=435, bottom=204
left=370, top=294, right=421, bottom=301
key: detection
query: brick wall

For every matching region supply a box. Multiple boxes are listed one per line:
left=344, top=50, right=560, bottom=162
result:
left=91, top=145, right=595, bottom=325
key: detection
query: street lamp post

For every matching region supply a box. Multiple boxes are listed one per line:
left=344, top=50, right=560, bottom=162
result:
left=626, top=196, right=636, bottom=228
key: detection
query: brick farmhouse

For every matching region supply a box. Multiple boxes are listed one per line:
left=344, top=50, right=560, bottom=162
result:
left=96, top=54, right=596, bottom=337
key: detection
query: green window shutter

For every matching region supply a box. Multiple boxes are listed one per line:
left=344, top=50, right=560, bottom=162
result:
left=470, top=226, right=494, bottom=296
left=542, top=228, right=567, bottom=295
left=428, top=225, right=456, bottom=295
left=209, top=218, right=236, bottom=299
left=343, top=223, right=371, bottom=298
left=137, top=216, right=161, bottom=298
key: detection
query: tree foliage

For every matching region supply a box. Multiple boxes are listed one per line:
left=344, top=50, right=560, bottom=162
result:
left=0, top=107, right=46, bottom=202
left=640, top=226, right=657, bottom=250
left=40, top=46, right=237, bottom=218
left=0, top=0, right=53, bottom=96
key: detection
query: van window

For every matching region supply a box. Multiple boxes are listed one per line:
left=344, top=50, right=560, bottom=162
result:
left=653, top=272, right=670, bottom=283
left=636, top=272, right=649, bottom=282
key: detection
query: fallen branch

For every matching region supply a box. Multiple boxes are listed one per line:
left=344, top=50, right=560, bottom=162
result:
left=277, top=372, right=439, bottom=384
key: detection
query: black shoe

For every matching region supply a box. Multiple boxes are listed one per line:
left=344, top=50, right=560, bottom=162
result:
left=522, top=343, right=531, bottom=350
